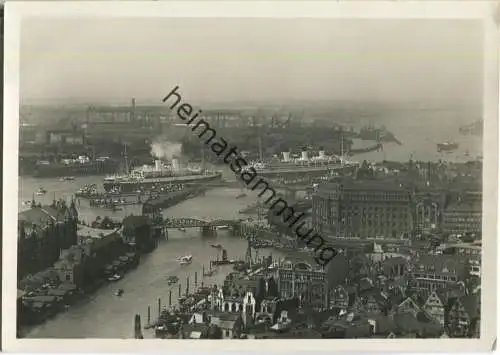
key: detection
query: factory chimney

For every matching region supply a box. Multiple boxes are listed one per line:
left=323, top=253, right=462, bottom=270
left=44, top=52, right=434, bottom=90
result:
left=282, top=151, right=291, bottom=162
left=301, top=150, right=309, bottom=161
left=155, top=160, right=162, bottom=171
left=172, top=158, right=180, bottom=172
left=131, top=98, right=136, bottom=122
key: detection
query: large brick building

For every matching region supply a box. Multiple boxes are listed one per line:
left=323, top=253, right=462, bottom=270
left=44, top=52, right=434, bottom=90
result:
left=312, top=180, right=413, bottom=239
left=18, top=200, right=79, bottom=280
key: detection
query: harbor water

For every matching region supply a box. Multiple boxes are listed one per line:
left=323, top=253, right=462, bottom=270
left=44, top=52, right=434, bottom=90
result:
left=20, top=178, right=283, bottom=339
left=18, top=116, right=482, bottom=338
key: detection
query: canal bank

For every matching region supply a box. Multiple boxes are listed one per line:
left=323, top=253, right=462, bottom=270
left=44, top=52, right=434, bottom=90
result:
left=21, top=184, right=285, bottom=338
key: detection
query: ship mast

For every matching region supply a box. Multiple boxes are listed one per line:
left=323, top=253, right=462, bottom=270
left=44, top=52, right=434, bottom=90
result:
left=201, top=146, right=205, bottom=171
left=340, top=131, right=344, bottom=167
left=259, top=137, right=263, bottom=161
left=123, top=144, right=129, bottom=175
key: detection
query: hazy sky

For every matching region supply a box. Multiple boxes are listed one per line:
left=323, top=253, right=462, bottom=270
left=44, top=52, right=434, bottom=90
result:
left=20, top=18, right=483, bottom=105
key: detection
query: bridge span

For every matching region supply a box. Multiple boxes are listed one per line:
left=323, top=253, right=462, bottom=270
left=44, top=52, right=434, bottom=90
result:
left=163, top=217, right=239, bottom=229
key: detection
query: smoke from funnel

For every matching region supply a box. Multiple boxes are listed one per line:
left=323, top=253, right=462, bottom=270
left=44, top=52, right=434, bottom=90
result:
left=150, top=138, right=182, bottom=161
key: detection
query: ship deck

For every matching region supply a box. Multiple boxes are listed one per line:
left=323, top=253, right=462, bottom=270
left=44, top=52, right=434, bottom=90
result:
left=104, top=173, right=221, bottom=184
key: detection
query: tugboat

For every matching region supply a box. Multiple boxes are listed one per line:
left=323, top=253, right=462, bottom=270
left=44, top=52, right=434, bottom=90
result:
left=167, top=275, right=179, bottom=285
left=437, top=141, right=459, bottom=152
left=35, top=187, right=47, bottom=196
left=210, top=244, right=223, bottom=249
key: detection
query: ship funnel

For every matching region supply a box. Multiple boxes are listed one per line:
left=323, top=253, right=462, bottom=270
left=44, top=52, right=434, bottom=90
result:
left=282, top=152, right=291, bottom=162
left=319, top=150, right=326, bottom=159
left=172, top=158, right=180, bottom=172
left=155, top=160, right=162, bottom=171
left=301, top=150, right=309, bottom=161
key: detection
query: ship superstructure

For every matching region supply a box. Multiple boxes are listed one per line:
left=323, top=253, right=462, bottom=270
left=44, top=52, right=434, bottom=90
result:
left=243, top=145, right=360, bottom=178
left=103, top=157, right=222, bottom=193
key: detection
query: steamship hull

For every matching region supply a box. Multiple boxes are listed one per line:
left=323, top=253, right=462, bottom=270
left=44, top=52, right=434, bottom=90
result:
left=103, top=172, right=222, bottom=193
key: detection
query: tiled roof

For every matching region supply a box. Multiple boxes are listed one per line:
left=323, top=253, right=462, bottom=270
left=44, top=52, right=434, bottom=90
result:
left=414, top=254, right=467, bottom=276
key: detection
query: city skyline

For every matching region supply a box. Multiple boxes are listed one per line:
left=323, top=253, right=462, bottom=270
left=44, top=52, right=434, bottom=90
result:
left=20, top=18, right=483, bottom=106
left=5, top=1, right=496, bottom=351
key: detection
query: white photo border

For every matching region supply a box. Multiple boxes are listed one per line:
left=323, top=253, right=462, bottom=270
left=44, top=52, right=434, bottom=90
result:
left=3, top=1, right=498, bottom=353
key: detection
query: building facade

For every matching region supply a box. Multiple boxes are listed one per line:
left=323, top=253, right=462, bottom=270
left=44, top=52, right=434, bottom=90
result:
left=410, top=255, right=468, bottom=294
left=312, top=180, right=413, bottom=239
left=274, top=259, right=328, bottom=311
left=442, top=202, right=482, bottom=236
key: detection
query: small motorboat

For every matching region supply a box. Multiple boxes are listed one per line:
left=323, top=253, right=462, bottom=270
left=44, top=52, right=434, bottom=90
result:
left=115, top=288, right=124, bottom=296
left=216, top=225, right=230, bottom=231
left=108, top=274, right=122, bottom=282
left=167, top=275, right=179, bottom=285
left=35, top=187, right=47, bottom=196
left=236, top=193, right=247, bottom=199
left=178, top=255, right=193, bottom=265
left=210, top=244, right=223, bottom=249
left=178, top=228, right=186, bottom=232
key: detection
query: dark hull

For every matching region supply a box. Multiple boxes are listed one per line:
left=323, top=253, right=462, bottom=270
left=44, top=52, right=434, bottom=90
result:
left=33, top=161, right=118, bottom=178
left=437, top=143, right=459, bottom=152
left=103, top=173, right=222, bottom=193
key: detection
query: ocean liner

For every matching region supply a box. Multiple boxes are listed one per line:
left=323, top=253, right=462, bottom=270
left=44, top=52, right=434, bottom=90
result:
left=102, top=157, right=222, bottom=193
left=244, top=147, right=360, bottom=180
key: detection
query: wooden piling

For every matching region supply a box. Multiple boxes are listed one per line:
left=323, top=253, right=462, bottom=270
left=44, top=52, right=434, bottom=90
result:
left=195, top=271, right=198, bottom=286
left=158, top=298, right=161, bottom=317
left=178, top=283, right=181, bottom=297
left=186, top=276, right=190, bottom=295
left=134, top=314, right=143, bottom=339
left=147, top=306, right=151, bottom=326
left=169, top=290, right=172, bottom=306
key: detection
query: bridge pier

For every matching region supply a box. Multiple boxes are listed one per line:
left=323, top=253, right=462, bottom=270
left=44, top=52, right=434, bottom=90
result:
left=201, top=225, right=216, bottom=237
left=231, top=223, right=241, bottom=237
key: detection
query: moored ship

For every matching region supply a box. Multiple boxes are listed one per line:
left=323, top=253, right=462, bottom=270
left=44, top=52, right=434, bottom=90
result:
left=33, top=156, right=118, bottom=178
left=437, top=141, right=459, bottom=152
left=102, top=158, right=222, bottom=193
left=243, top=149, right=360, bottom=179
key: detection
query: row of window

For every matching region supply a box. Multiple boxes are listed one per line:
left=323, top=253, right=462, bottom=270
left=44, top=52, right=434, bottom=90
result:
left=414, top=273, right=458, bottom=281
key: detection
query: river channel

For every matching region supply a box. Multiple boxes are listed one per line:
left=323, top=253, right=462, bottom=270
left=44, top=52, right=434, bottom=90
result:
left=20, top=175, right=284, bottom=339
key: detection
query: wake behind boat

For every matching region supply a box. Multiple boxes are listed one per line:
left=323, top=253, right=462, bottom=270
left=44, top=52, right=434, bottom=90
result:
left=177, top=255, right=193, bottom=265
left=35, top=187, right=47, bottom=196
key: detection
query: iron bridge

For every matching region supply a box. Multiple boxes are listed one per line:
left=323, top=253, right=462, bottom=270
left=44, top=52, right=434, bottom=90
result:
left=163, top=217, right=238, bottom=229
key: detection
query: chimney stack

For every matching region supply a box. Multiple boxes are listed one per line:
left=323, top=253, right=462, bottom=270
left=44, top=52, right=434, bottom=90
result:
left=301, top=150, right=309, bottom=161
left=172, top=158, right=180, bottom=172
left=155, top=160, right=162, bottom=171
left=282, top=152, right=291, bottom=162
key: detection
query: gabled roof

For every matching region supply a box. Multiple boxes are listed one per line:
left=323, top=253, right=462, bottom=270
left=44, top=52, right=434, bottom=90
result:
left=398, top=297, right=420, bottom=311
